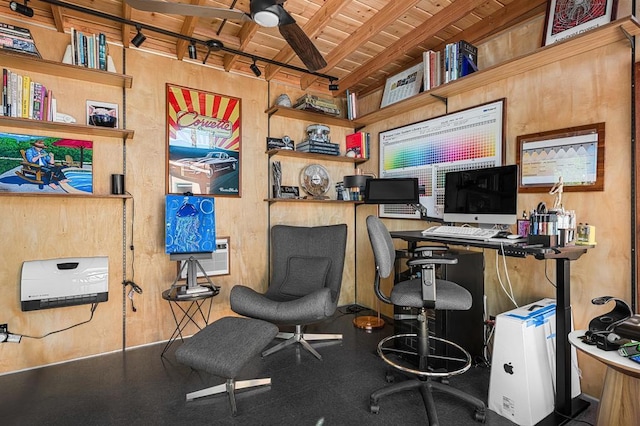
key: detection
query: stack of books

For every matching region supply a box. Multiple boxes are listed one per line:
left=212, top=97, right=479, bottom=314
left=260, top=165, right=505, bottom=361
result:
left=345, top=131, right=370, bottom=159
left=293, top=94, right=341, bottom=116
left=0, top=23, right=40, bottom=57
left=422, top=40, right=478, bottom=90
left=2, top=68, right=56, bottom=120
left=70, top=28, right=109, bottom=70
left=296, top=140, right=340, bottom=156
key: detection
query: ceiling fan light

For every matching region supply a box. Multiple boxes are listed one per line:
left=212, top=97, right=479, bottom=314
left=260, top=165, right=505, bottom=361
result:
left=253, top=10, right=279, bottom=27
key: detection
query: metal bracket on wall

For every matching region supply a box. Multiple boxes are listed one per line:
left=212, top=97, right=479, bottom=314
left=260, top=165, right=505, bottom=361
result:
left=430, top=94, right=448, bottom=112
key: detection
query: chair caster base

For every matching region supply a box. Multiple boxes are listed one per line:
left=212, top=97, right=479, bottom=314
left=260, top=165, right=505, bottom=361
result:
left=474, top=408, right=487, bottom=423
left=370, top=404, right=380, bottom=414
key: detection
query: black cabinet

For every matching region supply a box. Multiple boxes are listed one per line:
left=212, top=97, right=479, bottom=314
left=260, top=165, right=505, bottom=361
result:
left=393, top=249, right=485, bottom=363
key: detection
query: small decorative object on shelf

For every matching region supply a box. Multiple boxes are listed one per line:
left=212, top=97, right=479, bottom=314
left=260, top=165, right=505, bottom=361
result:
left=272, top=161, right=282, bottom=198
left=299, top=164, right=330, bottom=199
left=296, top=124, right=339, bottom=156
left=380, top=62, right=424, bottom=108
left=266, top=136, right=294, bottom=150
left=274, top=93, right=292, bottom=108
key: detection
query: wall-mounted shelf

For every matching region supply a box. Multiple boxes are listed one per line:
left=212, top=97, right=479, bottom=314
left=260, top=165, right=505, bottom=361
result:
left=265, top=198, right=364, bottom=204
left=265, top=105, right=360, bottom=128
left=356, top=16, right=640, bottom=126
left=267, top=149, right=367, bottom=164
left=0, top=50, right=133, bottom=88
left=0, top=116, right=135, bottom=139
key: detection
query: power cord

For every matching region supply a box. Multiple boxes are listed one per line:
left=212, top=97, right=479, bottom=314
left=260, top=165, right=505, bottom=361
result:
left=495, top=245, right=518, bottom=308
left=124, top=280, right=143, bottom=312
left=21, top=303, right=99, bottom=339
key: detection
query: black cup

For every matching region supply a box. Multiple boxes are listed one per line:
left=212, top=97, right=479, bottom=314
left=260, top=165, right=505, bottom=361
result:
left=111, top=174, right=124, bottom=195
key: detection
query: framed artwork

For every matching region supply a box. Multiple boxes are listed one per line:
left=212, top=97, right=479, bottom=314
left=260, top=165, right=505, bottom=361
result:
left=0, top=131, right=93, bottom=194
left=543, top=0, right=618, bottom=46
left=380, top=63, right=424, bottom=108
left=86, top=100, right=118, bottom=128
left=166, top=84, right=241, bottom=196
left=165, top=194, right=216, bottom=254
left=516, top=123, right=605, bottom=193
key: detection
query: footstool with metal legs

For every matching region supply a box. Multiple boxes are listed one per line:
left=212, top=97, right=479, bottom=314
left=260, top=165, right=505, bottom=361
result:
left=175, top=316, right=278, bottom=416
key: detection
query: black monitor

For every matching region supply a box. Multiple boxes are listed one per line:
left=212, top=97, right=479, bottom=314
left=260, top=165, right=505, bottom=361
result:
left=364, top=178, right=419, bottom=204
left=443, top=165, right=518, bottom=225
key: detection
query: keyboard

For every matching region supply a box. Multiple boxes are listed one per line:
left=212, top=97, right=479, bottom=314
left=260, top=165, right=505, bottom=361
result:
left=421, top=225, right=500, bottom=240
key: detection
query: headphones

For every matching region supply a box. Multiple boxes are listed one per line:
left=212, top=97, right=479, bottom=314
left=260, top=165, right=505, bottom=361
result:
left=580, top=296, right=632, bottom=350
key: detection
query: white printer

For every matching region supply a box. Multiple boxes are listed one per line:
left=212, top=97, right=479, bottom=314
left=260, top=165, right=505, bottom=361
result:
left=21, top=256, right=108, bottom=311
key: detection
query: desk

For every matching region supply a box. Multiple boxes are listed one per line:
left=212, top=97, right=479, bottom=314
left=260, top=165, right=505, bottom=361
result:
left=390, top=231, right=591, bottom=425
left=160, top=286, right=218, bottom=357
left=569, top=331, right=640, bottom=426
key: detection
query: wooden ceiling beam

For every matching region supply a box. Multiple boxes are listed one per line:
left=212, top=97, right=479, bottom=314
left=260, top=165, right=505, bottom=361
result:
left=224, top=22, right=259, bottom=72
left=50, top=5, right=64, bottom=32
left=263, top=0, right=349, bottom=81
left=121, top=1, right=131, bottom=49
left=175, top=0, right=205, bottom=61
left=299, top=0, right=421, bottom=91
left=335, top=0, right=487, bottom=96
left=356, top=0, right=547, bottom=98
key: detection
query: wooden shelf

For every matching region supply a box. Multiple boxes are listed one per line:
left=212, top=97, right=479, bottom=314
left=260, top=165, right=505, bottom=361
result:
left=0, top=192, right=132, bottom=199
left=0, top=116, right=134, bottom=139
left=0, top=50, right=133, bottom=88
left=267, top=149, right=367, bottom=164
left=265, top=105, right=359, bottom=128
left=265, top=198, right=364, bottom=204
left=357, top=16, right=640, bottom=126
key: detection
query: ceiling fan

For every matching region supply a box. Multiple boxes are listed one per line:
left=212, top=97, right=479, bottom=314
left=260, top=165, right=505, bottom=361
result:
left=124, top=0, right=327, bottom=72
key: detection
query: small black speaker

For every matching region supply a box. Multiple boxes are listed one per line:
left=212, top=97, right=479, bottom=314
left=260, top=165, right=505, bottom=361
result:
left=111, top=174, right=124, bottom=195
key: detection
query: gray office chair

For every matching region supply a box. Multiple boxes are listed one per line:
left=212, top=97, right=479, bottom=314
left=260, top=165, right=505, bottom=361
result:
left=366, top=215, right=486, bottom=423
left=230, top=224, right=347, bottom=360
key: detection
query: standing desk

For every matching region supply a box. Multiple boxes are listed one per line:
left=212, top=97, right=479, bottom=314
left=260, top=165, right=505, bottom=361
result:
left=390, top=230, right=591, bottom=426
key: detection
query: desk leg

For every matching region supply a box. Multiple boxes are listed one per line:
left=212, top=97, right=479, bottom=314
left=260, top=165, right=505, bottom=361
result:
left=538, top=258, right=589, bottom=425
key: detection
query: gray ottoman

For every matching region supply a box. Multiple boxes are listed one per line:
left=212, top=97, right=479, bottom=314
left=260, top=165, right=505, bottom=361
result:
left=176, top=316, right=278, bottom=415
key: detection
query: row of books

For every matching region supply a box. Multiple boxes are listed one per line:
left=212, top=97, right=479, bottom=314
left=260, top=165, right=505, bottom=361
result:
left=0, top=22, right=41, bottom=57
left=69, top=28, right=109, bottom=70
left=296, top=140, right=340, bottom=156
left=345, top=89, right=357, bottom=120
left=2, top=68, right=57, bottom=121
left=345, top=131, right=370, bottom=159
left=423, top=40, right=478, bottom=90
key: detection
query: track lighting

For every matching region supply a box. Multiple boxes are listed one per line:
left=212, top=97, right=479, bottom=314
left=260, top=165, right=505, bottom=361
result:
left=9, top=0, right=34, bottom=17
left=188, top=42, right=197, bottom=60
left=131, top=26, right=146, bottom=48
left=328, top=80, right=339, bottom=91
left=250, top=60, right=261, bottom=77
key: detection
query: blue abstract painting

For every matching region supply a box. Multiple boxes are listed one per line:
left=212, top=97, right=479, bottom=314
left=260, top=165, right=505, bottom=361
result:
left=165, top=195, right=215, bottom=254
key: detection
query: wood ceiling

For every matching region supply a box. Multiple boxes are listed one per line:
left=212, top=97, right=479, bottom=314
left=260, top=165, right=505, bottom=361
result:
left=9, top=0, right=548, bottom=96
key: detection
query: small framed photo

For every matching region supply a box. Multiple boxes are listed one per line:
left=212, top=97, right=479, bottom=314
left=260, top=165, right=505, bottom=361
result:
left=86, top=100, right=118, bottom=128
left=542, top=0, right=618, bottom=46
left=517, top=219, right=531, bottom=237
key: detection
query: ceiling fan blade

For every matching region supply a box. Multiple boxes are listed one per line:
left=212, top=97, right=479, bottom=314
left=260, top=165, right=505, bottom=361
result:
left=125, top=0, right=251, bottom=22
left=279, top=23, right=326, bottom=72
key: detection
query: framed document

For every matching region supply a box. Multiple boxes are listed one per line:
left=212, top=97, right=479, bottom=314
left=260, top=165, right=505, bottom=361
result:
left=543, top=0, right=618, bottom=46
left=380, top=63, right=424, bottom=108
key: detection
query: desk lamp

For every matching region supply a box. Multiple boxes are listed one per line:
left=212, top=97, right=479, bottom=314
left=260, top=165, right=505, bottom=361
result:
left=355, top=178, right=421, bottom=330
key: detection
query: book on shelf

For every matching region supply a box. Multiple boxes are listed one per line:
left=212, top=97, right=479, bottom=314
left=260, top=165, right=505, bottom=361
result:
left=68, top=28, right=108, bottom=70
left=0, top=23, right=41, bottom=58
left=1, top=68, right=52, bottom=120
left=345, top=131, right=369, bottom=159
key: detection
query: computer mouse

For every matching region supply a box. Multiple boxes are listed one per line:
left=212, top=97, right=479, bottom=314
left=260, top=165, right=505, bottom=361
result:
left=494, top=231, right=511, bottom=238
left=507, top=234, right=522, bottom=240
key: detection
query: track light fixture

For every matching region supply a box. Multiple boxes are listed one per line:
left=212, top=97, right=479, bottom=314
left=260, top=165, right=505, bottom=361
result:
left=250, top=59, right=261, bottom=77
left=9, top=0, right=34, bottom=17
left=328, top=79, right=339, bottom=91
left=188, top=41, right=197, bottom=60
left=131, top=26, right=146, bottom=48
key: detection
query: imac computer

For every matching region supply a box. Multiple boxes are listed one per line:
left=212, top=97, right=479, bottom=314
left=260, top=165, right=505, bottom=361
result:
left=443, top=165, right=518, bottom=226
left=364, top=178, right=419, bottom=205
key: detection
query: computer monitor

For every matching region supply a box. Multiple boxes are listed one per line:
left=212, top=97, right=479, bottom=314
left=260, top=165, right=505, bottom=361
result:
left=443, top=165, right=518, bottom=226
left=364, top=178, right=419, bottom=204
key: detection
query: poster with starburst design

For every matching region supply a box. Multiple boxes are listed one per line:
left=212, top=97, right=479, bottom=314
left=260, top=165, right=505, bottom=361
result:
left=543, top=0, right=617, bottom=46
left=166, top=84, right=241, bottom=196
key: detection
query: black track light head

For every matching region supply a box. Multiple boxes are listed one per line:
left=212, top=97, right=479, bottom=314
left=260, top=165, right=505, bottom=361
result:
left=250, top=60, right=261, bottom=77
left=328, top=80, right=339, bottom=91
left=9, top=1, right=34, bottom=17
left=188, top=42, right=197, bottom=60
left=131, top=26, right=146, bottom=48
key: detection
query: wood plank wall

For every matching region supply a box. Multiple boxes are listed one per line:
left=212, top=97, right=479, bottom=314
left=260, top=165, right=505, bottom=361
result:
left=0, top=10, right=635, bottom=401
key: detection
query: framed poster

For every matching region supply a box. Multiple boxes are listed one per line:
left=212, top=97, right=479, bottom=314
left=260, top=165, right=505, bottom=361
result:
left=380, top=63, right=424, bottom=108
left=543, top=0, right=617, bottom=46
left=165, top=194, right=216, bottom=254
left=166, top=84, right=241, bottom=196
left=517, top=123, right=605, bottom=193
left=0, top=131, right=93, bottom=194
left=378, top=99, right=505, bottom=220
